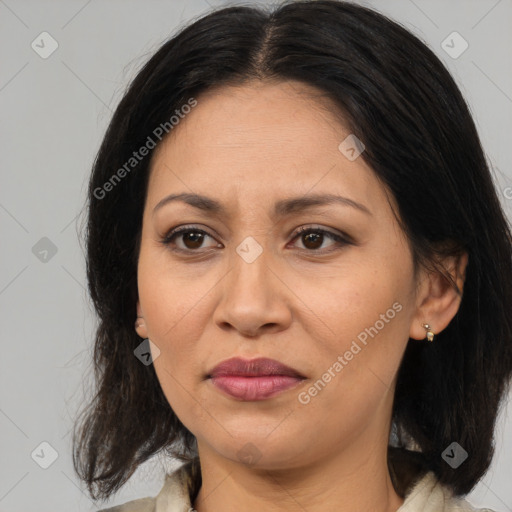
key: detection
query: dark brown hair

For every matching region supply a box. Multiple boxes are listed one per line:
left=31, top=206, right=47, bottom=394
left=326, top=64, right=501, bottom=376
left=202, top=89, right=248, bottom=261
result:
left=73, top=0, right=512, bottom=503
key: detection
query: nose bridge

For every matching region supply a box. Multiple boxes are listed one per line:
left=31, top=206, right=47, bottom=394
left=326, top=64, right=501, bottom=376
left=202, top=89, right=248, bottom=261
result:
left=213, top=233, right=290, bottom=335
left=228, top=234, right=271, bottom=300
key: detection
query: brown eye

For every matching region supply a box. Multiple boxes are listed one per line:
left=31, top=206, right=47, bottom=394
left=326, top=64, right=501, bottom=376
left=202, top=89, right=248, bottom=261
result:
left=162, top=225, right=351, bottom=255
left=302, top=231, right=324, bottom=250
left=162, top=226, right=220, bottom=252
left=292, top=227, right=350, bottom=252
left=181, top=231, right=206, bottom=249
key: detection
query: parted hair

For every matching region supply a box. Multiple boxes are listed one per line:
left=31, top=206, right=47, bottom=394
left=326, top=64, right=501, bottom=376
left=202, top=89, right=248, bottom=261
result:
left=73, top=0, right=512, bottom=502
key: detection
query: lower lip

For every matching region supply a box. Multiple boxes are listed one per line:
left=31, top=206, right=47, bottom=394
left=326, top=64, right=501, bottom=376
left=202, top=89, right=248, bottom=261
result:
left=209, top=375, right=305, bottom=401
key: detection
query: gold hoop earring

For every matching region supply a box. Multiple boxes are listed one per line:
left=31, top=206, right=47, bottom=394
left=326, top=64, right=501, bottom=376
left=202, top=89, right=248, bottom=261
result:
left=421, top=323, right=435, bottom=342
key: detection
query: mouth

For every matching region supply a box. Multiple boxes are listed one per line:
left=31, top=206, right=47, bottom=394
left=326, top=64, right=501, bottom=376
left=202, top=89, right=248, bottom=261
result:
left=207, top=357, right=306, bottom=401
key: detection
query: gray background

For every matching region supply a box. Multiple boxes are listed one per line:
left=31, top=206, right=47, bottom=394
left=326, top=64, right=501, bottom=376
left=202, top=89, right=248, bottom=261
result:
left=0, top=0, right=511, bottom=510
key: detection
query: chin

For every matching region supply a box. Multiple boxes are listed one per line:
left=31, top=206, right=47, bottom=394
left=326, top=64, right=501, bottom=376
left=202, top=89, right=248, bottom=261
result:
left=205, top=432, right=311, bottom=470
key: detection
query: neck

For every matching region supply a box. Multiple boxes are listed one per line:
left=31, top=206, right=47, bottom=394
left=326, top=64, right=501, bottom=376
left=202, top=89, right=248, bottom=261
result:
left=193, top=435, right=404, bottom=512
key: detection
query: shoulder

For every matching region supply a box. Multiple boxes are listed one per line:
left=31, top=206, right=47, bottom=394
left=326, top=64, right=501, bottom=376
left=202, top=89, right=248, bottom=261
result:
left=399, top=470, right=499, bottom=512
left=97, top=496, right=155, bottom=512
left=96, top=460, right=196, bottom=512
left=442, top=497, right=499, bottom=512
left=442, top=495, right=499, bottom=512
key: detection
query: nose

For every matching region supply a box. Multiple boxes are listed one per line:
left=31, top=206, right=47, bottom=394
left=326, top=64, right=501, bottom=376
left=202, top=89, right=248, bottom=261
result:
left=212, top=244, right=293, bottom=337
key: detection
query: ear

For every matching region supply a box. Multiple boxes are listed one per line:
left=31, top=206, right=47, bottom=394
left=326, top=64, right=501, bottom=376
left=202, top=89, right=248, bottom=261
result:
left=409, top=251, right=468, bottom=341
left=135, top=300, right=149, bottom=339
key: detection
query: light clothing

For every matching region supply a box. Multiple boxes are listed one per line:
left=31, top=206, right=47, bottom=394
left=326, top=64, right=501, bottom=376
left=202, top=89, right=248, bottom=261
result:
left=97, top=458, right=498, bottom=512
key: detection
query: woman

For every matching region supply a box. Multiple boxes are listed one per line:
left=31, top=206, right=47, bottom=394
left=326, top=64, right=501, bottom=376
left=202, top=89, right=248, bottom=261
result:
left=73, top=1, right=512, bottom=511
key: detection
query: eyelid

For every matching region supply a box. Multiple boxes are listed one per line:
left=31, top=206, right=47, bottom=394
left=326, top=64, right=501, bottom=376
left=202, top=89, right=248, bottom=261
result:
left=162, top=224, right=220, bottom=246
left=161, top=224, right=352, bottom=253
left=290, top=225, right=353, bottom=252
left=292, top=225, right=351, bottom=242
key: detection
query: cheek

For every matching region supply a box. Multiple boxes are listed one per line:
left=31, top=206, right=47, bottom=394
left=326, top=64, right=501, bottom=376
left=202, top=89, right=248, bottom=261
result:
left=137, top=244, right=209, bottom=341
left=139, top=272, right=209, bottom=422
left=298, top=261, right=410, bottom=391
left=300, top=262, right=403, bottom=341
left=137, top=250, right=221, bottom=393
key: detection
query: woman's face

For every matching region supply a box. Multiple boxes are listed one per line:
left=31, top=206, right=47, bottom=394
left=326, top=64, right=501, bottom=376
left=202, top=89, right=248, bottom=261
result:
left=136, top=80, right=428, bottom=470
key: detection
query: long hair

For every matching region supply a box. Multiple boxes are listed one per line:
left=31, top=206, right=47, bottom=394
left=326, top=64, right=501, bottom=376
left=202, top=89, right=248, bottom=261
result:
left=73, top=0, right=512, bottom=502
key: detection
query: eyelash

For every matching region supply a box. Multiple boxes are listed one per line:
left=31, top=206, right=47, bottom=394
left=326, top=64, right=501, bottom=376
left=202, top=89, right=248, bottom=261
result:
left=160, top=225, right=352, bottom=255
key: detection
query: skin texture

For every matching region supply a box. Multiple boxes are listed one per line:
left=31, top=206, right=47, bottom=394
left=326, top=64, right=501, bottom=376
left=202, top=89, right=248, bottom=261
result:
left=135, top=80, right=468, bottom=512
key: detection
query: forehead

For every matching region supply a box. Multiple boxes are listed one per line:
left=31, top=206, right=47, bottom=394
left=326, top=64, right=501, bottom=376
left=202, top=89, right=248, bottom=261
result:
left=146, top=80, right=388, bottom=216
left=156, top=80, right=346, bottom=160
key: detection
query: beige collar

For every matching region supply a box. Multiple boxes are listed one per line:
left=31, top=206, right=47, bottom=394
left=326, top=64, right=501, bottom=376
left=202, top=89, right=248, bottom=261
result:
left=150, top=461, right=490, bottom=512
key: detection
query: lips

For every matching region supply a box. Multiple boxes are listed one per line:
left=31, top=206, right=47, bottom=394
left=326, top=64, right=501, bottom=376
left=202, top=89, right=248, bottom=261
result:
left=207, top=357, right=306, bottom=401
left=208, top=357, right=305, bottom=379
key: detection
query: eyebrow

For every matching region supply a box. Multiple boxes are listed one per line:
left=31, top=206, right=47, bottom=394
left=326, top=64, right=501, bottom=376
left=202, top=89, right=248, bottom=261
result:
left=152, top=192, right=372, bottom=217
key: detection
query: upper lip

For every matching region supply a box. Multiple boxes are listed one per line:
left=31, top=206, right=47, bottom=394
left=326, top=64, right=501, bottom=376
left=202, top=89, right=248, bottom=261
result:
left=208, top=357, right=305, bottom=378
